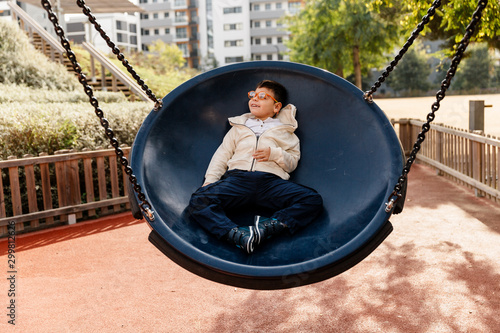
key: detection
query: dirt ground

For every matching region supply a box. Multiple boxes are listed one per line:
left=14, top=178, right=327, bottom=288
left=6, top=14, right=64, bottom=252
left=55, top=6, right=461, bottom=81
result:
left=1, top=163, right=500, bottom=332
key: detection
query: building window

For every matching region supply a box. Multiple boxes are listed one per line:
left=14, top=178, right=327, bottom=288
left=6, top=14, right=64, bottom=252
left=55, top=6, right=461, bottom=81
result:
left=176, top=27, right=187, bottom=38
left=130, top=35, right=137, bottom=45
left=265, top=4, right=271, bottom=10
left=223, top=7, right=242, bottom=14
left=116, top=21, right=127, bottom=31
left=141, top=28, right=150, bottom=36
left=276, top=3, right=282, bottom=9
left=164, top=12, right=170, bottom=18
left=225, top=56, right=243, bottom=63
left=224, top=40, right=243, bottom=47
left=140, top=13, right=149, bottom=20
left=153, top=13, right=159, bottom=19
left=255, top=38, right=261, bottom=45
left=129, top=24, right=137, bottom=33
left=267, top=54, right=273, bottom=60
left=266, top=20, right=272, bottom=27
left=139, top=0, right=147, bottom=3
left=266, top=37, right=272, bottom=44
left=175, top=11, right=187, bottom=23
left=254, top=21, right=260, bottom=28
left=254, top=4, right=260, bottom=11
left=224, top=23, right=243, bottom=30
left=277, top=37, right=283, bottom=44
left=289, top=2, right=301, bottom=14
left=117, top=33, right=124, bottom=42
left=154, top=29, right=160, bottom=35
left=278, top=54, right=283, bottom=60
left=175, top=0, right=186, bottom=6
left=255, top=55, right=261, bottom=60
left=165, top=28, right=170, bottom=34
left=178, top=43, right=188, bottom=56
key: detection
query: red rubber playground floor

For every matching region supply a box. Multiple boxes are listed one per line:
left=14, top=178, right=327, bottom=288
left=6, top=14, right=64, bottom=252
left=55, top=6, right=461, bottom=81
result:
left=1, top=163, right=500, bottom=332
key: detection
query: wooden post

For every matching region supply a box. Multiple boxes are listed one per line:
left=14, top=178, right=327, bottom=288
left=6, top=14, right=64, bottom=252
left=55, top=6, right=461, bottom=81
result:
left=398, top=119, right=411, bottom=156
left=54, top=150, right=69, bottom=222
left=0, top=168, right=6, bottom=235
left=7, top=157, right=23, bottom=232
left=109, top=155, right=120, bottom=212
left=96, top=156, right=108, bottom=215
left=83, top=151, right=96, bottom=217
left=23, top=154, right=39, bottom=229
left=39, top=153, right=54, bottom=225
left=471, top=131, right=484, bottom=197
left=469, top=100, right=485, bottom=132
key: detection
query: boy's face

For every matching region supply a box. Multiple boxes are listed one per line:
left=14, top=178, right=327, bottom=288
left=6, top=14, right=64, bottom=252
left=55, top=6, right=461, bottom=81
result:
left=248, top=87, right=282, bottom=120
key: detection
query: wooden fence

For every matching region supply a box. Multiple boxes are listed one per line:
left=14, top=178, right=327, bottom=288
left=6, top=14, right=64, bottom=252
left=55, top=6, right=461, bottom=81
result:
left=394, top=119, right=500, bottom=203
left=0, top=148, right=132, bottom=237
left=2, top=119, right=499, bottom=237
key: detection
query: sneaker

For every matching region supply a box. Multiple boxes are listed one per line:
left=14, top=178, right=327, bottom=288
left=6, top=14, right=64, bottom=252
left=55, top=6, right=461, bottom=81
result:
left=254, top=215, right=287, bottom=245
left=226, top=226, right=255, bottom=254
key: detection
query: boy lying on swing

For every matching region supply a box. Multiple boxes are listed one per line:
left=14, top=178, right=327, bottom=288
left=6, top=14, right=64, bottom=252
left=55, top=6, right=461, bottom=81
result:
left=188, top=80, right=323, bottom=254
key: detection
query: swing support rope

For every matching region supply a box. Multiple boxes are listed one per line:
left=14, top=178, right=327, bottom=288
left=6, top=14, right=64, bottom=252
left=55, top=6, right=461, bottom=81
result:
left=377, top=0, right=488, bottom=213
left=40, top=0, right=156, bottom=221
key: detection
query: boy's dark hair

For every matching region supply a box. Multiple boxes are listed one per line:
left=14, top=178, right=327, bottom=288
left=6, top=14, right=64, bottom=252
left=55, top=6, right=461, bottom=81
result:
left=256, top=80, right=288, bottom=105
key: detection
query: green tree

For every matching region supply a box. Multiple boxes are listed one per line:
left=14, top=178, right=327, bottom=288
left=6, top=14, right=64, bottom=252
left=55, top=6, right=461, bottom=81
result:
left=386, top=45, right=432, bottom=95
left=285, top=0, right=404, bottom=88
left=453, top=43, right=492, bottom=91
left=146, top=40, right=186, bottom=72
left=402, top=0, right=500, bottom=51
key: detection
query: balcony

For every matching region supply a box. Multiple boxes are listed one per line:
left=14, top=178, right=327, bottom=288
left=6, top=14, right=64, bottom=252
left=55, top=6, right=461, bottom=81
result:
left=250, top=9, right=286, bottom=20
left=139, top=2, right=171, bottom=11
left=141, top=18, right=173, bottom=28
left=250, top=27, right=289, bottom=37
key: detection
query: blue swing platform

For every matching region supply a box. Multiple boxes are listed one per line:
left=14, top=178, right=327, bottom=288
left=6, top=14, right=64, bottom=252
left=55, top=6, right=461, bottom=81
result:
left=128, top=61, right=406, bottom=290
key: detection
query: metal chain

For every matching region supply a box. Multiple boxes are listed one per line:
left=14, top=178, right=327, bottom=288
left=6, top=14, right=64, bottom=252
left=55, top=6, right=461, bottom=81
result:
left=40, top=0, right=155, bottom=221
left=363, top=0, right=442, bottom=103
left=385, top=0, right=488, bottom=213
left=75, top=0, right=163, bottom=111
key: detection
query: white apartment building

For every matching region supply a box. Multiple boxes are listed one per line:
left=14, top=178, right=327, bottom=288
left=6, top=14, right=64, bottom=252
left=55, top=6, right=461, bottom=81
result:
left=198, top=0, right=303, bottom=68
left=140, top=0, right=303, bottom=69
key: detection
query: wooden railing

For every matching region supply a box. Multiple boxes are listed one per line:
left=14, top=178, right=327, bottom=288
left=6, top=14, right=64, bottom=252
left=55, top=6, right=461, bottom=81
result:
left=394, top=119, right=500, bottom=203
left=0, top=148, right=132, bottom=237
left=8, top=1, right=67, bottom=65
left=82, top=42, right=150, bottom=101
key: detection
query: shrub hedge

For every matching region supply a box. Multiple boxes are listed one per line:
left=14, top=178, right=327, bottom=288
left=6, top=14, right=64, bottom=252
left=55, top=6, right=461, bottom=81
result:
left=0, top=84, right=153, bottom=159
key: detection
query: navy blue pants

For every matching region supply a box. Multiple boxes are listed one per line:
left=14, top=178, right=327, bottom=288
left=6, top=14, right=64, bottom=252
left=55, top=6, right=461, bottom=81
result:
left=188, top=170, right=323, bottom=239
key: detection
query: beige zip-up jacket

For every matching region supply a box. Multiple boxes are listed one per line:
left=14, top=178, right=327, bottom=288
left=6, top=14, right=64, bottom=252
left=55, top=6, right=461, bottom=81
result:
left=204, top=104, right=300, bottom=183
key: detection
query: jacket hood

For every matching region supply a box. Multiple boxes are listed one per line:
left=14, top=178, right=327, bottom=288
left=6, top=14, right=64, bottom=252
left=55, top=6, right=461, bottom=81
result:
left=228, top=104, right=298, bottom=130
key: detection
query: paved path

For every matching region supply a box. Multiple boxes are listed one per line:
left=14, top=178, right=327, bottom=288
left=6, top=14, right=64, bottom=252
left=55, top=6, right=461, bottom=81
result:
left=1, top=163, right=500, bottom=332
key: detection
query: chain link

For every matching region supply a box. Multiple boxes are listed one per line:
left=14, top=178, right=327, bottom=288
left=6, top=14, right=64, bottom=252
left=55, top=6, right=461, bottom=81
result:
left=75, top=0, right=163, bottom=111
left=40, top=0, right=155, bottom=221
left=363, top=0, right=442, bottom=103
left=385, top=0, right=488, bottom=212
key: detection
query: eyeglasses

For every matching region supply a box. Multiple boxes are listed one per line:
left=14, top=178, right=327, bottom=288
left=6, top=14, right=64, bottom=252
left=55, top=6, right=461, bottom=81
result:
left=248, top=91, right=279, bottom=103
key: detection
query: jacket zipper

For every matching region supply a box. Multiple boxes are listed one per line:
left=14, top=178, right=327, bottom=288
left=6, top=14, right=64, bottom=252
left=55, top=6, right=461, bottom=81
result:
left=249, top=134, right=259, bottom=171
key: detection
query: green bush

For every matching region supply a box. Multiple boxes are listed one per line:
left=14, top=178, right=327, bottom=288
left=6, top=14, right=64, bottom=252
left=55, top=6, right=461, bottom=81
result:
left=0, top=20, right=79, bottom=90
left=0, top=84, right=153, bottom=159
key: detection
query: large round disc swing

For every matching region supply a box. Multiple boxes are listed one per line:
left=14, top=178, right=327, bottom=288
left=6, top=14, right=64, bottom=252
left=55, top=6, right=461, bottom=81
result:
left=130, top=61, right=406, bottom=289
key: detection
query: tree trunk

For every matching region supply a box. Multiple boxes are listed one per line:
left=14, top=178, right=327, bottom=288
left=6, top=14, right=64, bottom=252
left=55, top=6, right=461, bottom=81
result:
left=353, top=45, right=362, bottom=89
left=335, top=66, right=344, bottom=78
